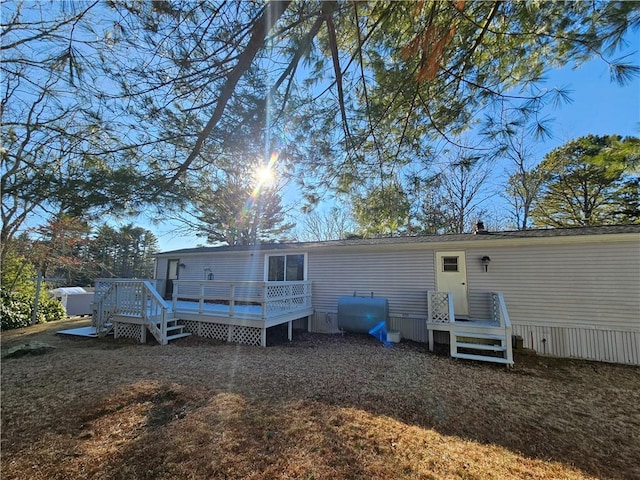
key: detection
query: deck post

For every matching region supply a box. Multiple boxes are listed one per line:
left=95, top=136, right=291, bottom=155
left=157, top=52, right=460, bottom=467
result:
left=428, top=329, right=434, bottom=352
left=229, top=283, right=235, bottom=317
left=172, top=282, right=178, bottom=311
left=261, top=327, right=267, bottom=347
left=288, top=320, right=292, bottom=341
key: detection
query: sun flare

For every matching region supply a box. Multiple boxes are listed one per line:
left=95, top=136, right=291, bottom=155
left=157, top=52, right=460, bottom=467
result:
left=255, top=164, right=275, bottom=186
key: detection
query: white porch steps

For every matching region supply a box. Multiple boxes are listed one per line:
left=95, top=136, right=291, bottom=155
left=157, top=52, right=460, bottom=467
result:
left=451, top=329, right=513, bottom=365
left=151, top=317, right=191, bottom=343
left=99, top=322, right=114, bottom=335
left=427, top=292, right=514, bottom=366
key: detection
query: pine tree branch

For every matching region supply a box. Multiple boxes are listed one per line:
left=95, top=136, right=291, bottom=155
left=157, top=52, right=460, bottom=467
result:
left=168, top=1, right=291, bottom=186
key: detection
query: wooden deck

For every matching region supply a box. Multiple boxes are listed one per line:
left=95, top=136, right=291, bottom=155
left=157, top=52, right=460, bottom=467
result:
left=91, top=280, right=511, bottom=361
left=92, top=279, right=313, bottom=346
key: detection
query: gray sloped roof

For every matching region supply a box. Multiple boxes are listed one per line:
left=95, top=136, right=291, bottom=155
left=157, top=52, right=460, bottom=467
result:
left=156, top=224, right=640, bottom=256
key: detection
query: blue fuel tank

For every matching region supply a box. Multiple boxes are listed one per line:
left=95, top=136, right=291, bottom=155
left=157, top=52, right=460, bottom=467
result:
left=337, top=295, right=389, bottom=333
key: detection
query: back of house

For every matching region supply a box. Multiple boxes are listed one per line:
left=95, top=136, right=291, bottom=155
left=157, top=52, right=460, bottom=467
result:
left=155, top=225, right=640, bottom=365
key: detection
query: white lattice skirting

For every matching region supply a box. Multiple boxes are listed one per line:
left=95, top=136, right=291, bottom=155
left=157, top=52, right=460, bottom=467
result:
left=114, top=322, right=144, bottom=342
left=180, top=320, right=263, bottom=346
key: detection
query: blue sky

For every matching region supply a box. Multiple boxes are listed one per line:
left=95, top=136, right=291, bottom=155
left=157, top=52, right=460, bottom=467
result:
left=537, top=56, right=640, bottom=153
left=147, top=52, right=640, bottom=252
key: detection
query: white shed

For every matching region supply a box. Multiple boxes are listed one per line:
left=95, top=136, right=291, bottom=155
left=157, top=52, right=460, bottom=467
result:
left=49, top=287, right=93, bottom=317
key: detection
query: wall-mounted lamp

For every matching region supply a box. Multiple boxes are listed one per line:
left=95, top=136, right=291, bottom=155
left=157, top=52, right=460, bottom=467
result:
left=480, top=256, right=491, bottom=272
left=204, top=267, right=213, bottom=280
left=179, top=263, right=186, bottom=269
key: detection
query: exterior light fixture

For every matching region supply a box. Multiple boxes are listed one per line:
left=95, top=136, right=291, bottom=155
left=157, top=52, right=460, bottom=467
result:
left=179, top=263, right=186, bottom=269
left=481, top=256, right=491, bottom=272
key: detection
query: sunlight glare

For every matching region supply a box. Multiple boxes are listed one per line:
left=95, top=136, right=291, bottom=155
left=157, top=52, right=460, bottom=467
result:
left=256, top=164, right=275, bottom=186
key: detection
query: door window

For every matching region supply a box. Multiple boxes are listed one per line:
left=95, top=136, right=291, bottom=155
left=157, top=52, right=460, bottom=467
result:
left=442, top=256, right=459, bottom=272
left=167, top=259, right=180, bottom=280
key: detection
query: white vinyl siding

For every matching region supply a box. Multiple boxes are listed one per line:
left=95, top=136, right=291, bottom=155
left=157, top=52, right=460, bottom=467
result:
left=461, top=240, right=640, bottom=364
left=307, top=247, right=435, bottom=316
left=154, top=231, right=639, bottom=364
left=464, top=241, right=640, bottom=331
left=160, top=252, right=265, bottom=283
left=157, top=239, right=639, bottom=328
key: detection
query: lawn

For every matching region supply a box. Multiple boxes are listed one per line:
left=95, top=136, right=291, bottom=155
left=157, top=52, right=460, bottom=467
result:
left=2, top=318, right=639, bottom=480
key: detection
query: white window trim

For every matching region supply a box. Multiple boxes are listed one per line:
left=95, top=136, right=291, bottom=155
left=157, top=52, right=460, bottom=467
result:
left=263, top=252, right=308, bottom=281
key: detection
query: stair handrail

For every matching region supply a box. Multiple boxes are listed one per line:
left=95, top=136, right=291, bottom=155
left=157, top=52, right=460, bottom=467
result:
left=491, top=292, right=511, bottom=328
left=92, top=279, right=170, bottom=344
left=92, top=282, right=117, bottom=335
left=139, top=280, right=171, bottom=345
left=427, top=291, right=455, bottom=323
left=491, top=292, right=514, bottom=365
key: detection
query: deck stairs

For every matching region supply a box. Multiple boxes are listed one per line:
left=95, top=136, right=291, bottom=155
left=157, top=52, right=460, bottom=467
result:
left=96, top=321, right=114, bottom=336
left=427, top=291, right=514, bottom=366
left=451, top=322, right=512, bottom=365
left=92, top=280, right=190, bottom=345
left=151, top=315, right=191, bottom=343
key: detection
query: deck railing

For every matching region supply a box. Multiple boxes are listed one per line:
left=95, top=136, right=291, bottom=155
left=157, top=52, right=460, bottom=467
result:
left=171, top=280, right=312, bottom=320
left=426, top=291, right=455, bottom=323
left=92, top=279, right=170, bottom=343
left=94, top=278, right=157, bottom=300
left=491, top=292, right=514, bottom=364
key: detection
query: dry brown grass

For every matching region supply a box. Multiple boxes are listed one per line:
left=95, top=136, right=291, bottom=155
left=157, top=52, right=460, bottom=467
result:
left=2, top=317, right=639, bottom=480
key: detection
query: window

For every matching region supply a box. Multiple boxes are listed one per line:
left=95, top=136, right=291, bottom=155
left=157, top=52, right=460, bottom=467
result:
left=442, top=256, right=459, bottom=272
left=266, top=254, right=305, bottom=281
left=286, top=254, right=305, bottom=281
left=268, top=256, right=285, bottom=281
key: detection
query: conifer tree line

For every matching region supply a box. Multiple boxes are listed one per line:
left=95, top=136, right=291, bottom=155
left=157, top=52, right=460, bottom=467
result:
left=6, top=221, right=158, bottom=287
left=2, top=219, right=157, bottom=328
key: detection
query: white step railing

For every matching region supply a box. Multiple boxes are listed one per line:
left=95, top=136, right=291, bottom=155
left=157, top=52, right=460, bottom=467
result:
left=92, top=279, right=171, bottom=344
left=427, top=291, right=455, bottom=324
left=490, top=292, right=514, bottom=365
left=426, top=291, right=513, bottom=365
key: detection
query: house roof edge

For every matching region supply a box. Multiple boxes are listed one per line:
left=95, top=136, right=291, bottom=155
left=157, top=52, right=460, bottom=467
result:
left=155, top=224, right=640, bottom=256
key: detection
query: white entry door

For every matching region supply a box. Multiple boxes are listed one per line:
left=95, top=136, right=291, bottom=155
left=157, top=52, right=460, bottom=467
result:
left=435, top=251, right=469, bottom=318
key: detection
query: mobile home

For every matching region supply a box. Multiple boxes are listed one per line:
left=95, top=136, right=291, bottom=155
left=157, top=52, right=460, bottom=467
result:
left=94, top=225, right=640, bottom=365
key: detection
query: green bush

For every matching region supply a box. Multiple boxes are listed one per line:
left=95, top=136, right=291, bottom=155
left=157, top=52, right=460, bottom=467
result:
left=0, top=289, right=66, bottom=330
left=1, top=289, right=33, bottom=330
left=39, top=296, right=66, bottom=323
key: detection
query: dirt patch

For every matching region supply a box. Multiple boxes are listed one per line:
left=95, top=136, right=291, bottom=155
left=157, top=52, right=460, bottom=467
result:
left=2, top=319, right=639, bottom=479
